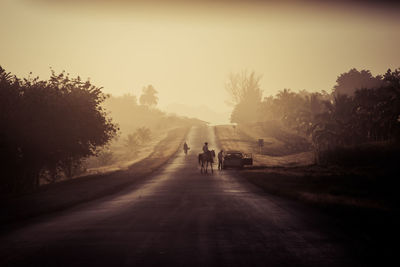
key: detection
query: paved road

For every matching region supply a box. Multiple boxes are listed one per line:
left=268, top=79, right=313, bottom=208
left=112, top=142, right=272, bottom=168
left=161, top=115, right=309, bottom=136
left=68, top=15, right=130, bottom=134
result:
left=1, top=126, right=362, bottom=266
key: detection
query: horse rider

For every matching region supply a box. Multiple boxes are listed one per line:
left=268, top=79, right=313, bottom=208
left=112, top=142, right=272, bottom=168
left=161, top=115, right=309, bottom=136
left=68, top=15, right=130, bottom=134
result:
left=202, top=142, right=209, bottom=153
left=183, top=141, right=189, bottom=155
left=218, top=149, right=224, bottom=170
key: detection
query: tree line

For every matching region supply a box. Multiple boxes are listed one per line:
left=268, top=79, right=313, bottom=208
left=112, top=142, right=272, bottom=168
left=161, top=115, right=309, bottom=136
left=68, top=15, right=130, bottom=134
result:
left=227, top=68, right=400, bottom=164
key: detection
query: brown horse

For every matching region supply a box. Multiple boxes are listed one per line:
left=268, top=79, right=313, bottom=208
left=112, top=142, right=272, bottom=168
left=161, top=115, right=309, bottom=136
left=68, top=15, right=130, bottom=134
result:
left=198, top=150, right=215, bottom=173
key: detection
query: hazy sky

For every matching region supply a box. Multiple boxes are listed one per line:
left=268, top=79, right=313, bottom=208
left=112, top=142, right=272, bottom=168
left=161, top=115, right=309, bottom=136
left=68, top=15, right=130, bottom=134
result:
left=1, top=0, right=400, bottom=118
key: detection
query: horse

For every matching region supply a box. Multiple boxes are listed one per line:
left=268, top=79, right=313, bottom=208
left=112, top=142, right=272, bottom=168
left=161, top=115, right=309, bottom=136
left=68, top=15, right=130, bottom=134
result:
left=198, top=150, right=215, bottom=174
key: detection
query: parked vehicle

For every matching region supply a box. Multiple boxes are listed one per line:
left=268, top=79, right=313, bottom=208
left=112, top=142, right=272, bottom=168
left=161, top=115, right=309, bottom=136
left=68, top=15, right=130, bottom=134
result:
left=222, top=150, right=253, bottom=169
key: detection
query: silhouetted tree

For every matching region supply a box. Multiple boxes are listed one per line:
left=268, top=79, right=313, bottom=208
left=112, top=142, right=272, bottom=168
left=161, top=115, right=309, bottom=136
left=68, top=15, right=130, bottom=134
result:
left=310, top=68, right=400, bottom=163
left=139, top=85, right=158, bottom=107
left=226, top=71, right=263, bottom=124
left=293, top=92, right=330, bottom=136
left=352, top=69, right=400, bottom=141
left=333, top=68, right=383, bottom=97
left=0, top=66, right=118, bottom=192
left=259, top=89, right=329, bottom=137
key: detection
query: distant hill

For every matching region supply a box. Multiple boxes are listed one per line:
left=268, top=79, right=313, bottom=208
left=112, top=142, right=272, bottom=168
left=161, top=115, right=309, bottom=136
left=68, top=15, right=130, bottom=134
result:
left=163, top=103, right=230, bottom=125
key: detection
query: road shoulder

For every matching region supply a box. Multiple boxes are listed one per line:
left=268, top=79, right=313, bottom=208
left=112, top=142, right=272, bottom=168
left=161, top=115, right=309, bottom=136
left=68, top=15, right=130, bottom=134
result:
left=0, top=127, right=190, bottom=226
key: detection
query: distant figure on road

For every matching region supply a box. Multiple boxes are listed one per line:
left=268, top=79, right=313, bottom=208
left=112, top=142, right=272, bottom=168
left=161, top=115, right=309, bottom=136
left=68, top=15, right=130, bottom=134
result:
left=218, top=150, right=224, bottom=170
left=202, top=142, right=209, bottom=153
left=183, top=142, right=190, bottom=155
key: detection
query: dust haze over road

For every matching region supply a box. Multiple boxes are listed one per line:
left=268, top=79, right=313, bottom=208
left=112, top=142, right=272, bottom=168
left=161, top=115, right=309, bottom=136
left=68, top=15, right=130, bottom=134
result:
left=1, top=126, right=365, bottom=266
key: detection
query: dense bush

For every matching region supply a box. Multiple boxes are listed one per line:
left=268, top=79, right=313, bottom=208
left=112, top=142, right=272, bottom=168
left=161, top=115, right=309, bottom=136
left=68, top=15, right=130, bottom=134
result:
left=125, top=127, right=151, bottom=153
left=317, top=142, right=400, bottom=167
left=0, top=67, right=118, bottom=192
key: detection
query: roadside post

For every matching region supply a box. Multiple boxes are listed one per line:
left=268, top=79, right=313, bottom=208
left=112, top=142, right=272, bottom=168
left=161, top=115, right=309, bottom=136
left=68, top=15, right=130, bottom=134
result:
left=258, top=139, right=264, bottom=154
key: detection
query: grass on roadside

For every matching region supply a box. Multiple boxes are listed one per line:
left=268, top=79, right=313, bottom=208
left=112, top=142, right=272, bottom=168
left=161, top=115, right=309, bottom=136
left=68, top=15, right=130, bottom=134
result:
left=239, top=165, right=400, bottom=262
left=241, top=165, right=399, bottom=212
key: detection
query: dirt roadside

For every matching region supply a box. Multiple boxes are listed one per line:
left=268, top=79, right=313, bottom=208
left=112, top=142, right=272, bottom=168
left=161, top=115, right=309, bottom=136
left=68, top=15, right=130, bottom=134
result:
left=0, top=127, right=190, bottom=225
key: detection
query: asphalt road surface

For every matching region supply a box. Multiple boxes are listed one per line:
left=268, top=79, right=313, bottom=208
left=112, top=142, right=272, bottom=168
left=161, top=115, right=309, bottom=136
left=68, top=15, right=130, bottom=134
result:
left=1, top=126, right=365, bottom=266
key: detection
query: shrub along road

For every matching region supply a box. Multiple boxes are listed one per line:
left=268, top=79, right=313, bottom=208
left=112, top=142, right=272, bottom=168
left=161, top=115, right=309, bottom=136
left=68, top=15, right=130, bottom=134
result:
left=0, top=126, right=389, bottom=266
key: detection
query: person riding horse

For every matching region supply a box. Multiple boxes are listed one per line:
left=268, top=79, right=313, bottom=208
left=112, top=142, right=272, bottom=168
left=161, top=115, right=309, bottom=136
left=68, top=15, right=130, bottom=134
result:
left=199, top=142, right=215, bottom=173
left=202, top=142, right=213, bottom=161
left=203, top=142, right=209, bottom=153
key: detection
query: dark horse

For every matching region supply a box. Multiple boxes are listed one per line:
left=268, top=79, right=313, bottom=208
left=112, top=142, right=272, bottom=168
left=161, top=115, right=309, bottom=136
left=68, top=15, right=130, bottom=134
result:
left=198, top=150, right=215, bottom=173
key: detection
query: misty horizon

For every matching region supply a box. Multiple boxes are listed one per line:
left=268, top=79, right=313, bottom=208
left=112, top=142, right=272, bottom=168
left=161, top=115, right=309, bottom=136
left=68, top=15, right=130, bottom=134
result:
left=2, top=0, right=400, bottom=115
left=2, top=1, right=400, bottom=266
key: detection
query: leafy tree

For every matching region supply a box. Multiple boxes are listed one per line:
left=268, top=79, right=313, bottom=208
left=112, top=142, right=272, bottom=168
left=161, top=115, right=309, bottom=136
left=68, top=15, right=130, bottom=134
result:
left=352, top=69, right=400, bottom=141
left=259, top=89, right=329, bottom=138
left=292, top=92, right=330, bottom=136
left=310, top=68, right=400, bottom=163
left=0, top=66, right=118, bottom=192
left=139, top=85, right=158, bottom=107
left=226, top=71, right=263, bottom=124
left=333, top=68, right=383, bottom=97
left=312, top=94, right=356, bottom=145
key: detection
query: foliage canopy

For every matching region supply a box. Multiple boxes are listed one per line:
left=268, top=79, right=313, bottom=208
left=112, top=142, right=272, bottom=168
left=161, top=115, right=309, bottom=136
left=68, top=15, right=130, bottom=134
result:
left=0, top=66, right=118, bottom=192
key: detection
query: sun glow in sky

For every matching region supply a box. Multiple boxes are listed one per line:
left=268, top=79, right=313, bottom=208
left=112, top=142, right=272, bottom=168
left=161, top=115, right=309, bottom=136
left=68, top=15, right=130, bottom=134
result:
left=1, top=0, right=400, bottom=122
